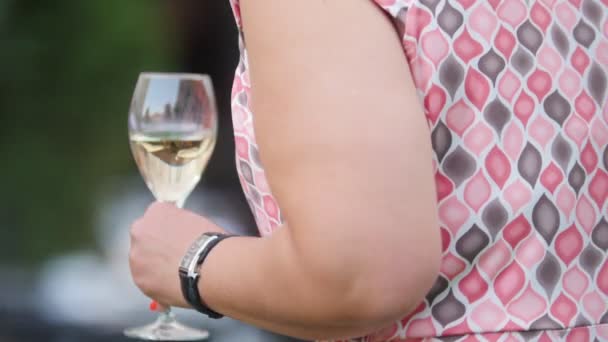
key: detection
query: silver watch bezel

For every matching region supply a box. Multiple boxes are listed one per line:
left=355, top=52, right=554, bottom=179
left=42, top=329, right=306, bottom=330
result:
left=179, top=234, right=219, bottom=278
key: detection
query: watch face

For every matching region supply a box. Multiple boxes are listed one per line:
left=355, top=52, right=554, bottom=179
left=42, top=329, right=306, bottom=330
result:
left=179, top=235, right=208, bottom=270
left=179, top=234, right=219, bottom=274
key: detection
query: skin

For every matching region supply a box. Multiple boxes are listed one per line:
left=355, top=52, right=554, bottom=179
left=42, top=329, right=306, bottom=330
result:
left=129, top=0, right=441, bottom=340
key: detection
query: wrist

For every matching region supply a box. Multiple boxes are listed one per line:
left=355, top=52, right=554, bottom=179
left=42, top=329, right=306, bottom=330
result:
left=179, top=232, right=236, bottom=318
left=196, top=235, right=270, bottom=317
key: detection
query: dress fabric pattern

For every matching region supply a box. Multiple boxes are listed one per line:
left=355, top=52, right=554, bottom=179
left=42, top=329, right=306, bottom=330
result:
left=228, top=0, right=608, bottom=340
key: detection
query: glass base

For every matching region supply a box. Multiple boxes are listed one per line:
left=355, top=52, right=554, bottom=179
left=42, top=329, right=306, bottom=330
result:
left=124, top=310, right=209, bottom=341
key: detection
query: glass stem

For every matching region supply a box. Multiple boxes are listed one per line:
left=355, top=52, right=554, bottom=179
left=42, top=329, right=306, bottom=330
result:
left=154, top=197, right=187, bottom=323
left=158, top=306, right=176, bottom=325
left=163, top=198, right=186, bottom=209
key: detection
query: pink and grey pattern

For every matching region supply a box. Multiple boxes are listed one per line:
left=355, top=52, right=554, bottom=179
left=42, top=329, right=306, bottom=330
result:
left=229, top=0, right=608, bottom=340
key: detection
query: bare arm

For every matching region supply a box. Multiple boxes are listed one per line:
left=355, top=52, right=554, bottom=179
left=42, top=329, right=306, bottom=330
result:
left=130, top=0, right=440, bottom=339
left=198, top=0, right=441, bottom=339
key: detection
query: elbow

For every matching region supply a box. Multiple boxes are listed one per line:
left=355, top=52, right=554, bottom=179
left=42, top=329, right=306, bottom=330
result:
left=300, top=221, right=442, bottom=335
left=346, top=243, right=441, bottom=328
left=368, top=261, right=440, bottom=326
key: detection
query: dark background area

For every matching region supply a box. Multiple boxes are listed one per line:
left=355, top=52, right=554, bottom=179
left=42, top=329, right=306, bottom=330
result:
left=0, top=1, right=298, bottom=341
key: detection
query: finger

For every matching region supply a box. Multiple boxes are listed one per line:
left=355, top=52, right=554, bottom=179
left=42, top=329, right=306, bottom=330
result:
left=149, top=300, right=159, bottom=311
left=149, top=300, right=170, bottom=313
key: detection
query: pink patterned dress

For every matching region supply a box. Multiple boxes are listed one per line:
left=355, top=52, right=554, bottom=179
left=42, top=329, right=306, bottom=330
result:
left=228, top=0, right=608, bottom=340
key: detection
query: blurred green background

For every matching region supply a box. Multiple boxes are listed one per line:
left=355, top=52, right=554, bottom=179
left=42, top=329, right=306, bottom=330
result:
left=0, top=0, right=242, bottom=264
left=1, top=0, right=172, bottom=264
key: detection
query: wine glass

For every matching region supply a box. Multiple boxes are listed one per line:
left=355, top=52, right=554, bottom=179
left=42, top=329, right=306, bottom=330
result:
left=125, top=72, right=217, bottom=340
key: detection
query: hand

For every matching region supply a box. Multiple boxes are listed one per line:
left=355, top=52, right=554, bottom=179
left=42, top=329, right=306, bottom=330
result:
left=129, top=202, right=226, bottom=308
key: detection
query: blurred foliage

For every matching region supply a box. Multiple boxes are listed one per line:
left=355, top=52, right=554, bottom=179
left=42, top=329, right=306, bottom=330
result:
left=0, top=0, right=174, bottom=264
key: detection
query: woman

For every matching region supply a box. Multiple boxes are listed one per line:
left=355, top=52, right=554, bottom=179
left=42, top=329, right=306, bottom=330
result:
left=129, top=0, right=608, bottom=340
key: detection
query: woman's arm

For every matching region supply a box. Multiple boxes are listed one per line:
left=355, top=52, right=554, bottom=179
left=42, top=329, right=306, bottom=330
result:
left=203, top=0, right=440, bottom=338
left=130, top=0, right=440, bottom=339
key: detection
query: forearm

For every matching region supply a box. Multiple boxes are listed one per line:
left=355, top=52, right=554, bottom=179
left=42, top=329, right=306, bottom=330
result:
left=198, top=226, right=394, bottom=340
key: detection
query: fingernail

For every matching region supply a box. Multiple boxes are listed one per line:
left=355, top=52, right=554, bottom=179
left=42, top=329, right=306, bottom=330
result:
left=149, top=301, right=159, bottom=311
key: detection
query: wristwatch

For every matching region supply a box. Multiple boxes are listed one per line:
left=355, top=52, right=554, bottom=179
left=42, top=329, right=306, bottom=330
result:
left=179, top=232, right=233, bottom=318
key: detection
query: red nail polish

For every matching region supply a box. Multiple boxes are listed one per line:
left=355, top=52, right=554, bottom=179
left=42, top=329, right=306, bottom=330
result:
left=149, top=301, right=159, bottom=311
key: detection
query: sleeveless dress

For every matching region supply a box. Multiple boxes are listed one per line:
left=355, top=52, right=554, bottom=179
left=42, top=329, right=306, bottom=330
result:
left=228, top=0, right=608, bottom=340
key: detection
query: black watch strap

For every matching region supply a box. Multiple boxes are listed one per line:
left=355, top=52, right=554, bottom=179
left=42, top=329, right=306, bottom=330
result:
left=179, top=232, right=234, bottom=319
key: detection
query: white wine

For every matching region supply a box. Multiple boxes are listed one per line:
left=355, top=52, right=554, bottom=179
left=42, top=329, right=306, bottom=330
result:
left=130, top=131, right=216, bottom=205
